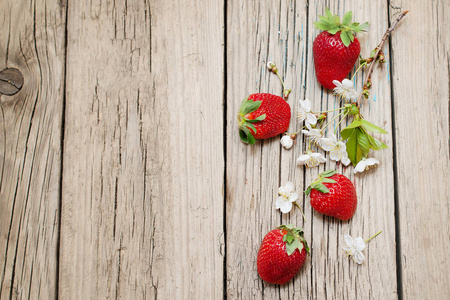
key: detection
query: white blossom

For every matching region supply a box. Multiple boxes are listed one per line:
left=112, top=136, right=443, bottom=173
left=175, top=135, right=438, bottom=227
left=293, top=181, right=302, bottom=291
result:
left=333, top=79, right=359, bottom=101
left=354, top=158, right=380, bottom=174
left=342, top=234, right=366, bottom=264
left=321, top=133, right=351, bottom=166
left=280, top=135, right=294, bottom=149
left=297, top=152, right=326, bottom=168
left=301, top=128, right=323, bottom=146
left=275, top=181, right=298, bottom=213
left=297, top=99, right=317, bottom=129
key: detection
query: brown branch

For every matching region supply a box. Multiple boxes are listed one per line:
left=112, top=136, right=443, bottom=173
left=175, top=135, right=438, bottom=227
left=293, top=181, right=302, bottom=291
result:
left=357, top=10, right=409, bottom=105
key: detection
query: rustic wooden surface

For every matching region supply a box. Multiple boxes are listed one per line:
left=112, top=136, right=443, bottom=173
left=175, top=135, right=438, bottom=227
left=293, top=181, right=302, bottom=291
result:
left=0, top=0, right=448, bottom=299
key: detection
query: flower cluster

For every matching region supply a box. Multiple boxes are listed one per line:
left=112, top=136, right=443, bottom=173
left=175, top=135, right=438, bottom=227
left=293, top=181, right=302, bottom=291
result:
left=280, top=79, right=381, bottom=174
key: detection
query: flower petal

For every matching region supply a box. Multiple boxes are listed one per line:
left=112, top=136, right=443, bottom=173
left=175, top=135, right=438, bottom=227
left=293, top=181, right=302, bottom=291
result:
left=289, top=192, right=298, bottom=202
left=354, top=160, right=367, bottom=174
left=280, top=201, right=293, bottom=213
left=343, top=234, right=354, bottom=248
left=311, top=152, right=326, bottom=162
left=342, top=79, right=354, bottom=89
left=297, top=154, right=310, bottom=165
left=329, top=150, right=341, bottom=161
left=353, top=237, right=366, bottom=251
left=285, top=181, right=294, bottom=192
left=320, top=138, right=335, bottom=151
left=365, top=158, right=380, bottom=166
left=353, top=251, right=365, bottom=264
left=275, top=196, right=285, bottom=209
left=301, top=99, right=312, bottom=112
left=280, top=136, right=294, bottom=149
left=341, top=156, right=351, bottom=166
left=306, top=113, right=317, bottom=125
left=297, top=108, right=307, bottom=123
left=332, top=80, right=342, bottom=88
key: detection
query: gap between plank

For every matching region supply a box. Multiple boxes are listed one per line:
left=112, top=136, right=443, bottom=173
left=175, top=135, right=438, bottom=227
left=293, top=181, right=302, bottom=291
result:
left=222, top=0, right=228, bottom=299
left=56, top=0, right=69, bottom=298
left=386, top=1, right=403, bottom=299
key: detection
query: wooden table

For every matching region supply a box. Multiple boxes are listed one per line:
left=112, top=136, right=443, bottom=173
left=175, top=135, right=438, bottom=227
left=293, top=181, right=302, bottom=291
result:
left=0, top=0, right=448, bottom=299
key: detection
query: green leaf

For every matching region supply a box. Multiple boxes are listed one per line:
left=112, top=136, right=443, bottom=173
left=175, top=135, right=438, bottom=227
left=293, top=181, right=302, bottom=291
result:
left=245, top=122, right=257, bottom=134
left=286, top=239, right=303, bottom=256
left=325, top=7, right=333, bottom=19
left=342, top=11, right=352, bottom=26
left=312, top=182, right=330, bottom=194
left=359, top=22, right=370, bottom=31
left=239, top=99, right=262, bottom=115
left=238, top=97, right=249, bottom=113
left=320, top=170, right=337, bottom=178
left=340, top=127, right=355, bottom=140
left=243, top=100, right=262, bottom=115
left=346, top=129, right=358, bottom=165
left=239, top=129, right=248, bottom=143
left=247, top=132, right=256, bottom=145
left=341, top=119, right=363, bottom=139
left=305, top=186, right=312, bottom=196
left=356, top=129, right=370, bottom=162
left=340, top=30, right=351, bottom=47
left=327, top=27, right=340, bottom=35
left=367, top=134, right=388, bottom=150
left=284, top=233, right=295, bottom=244
left=361, top=119, right=388, bottom=134
left=321, top=178, right=337, bottom=184
left=239, top=126, right=256, bottom=145
left=245, top=114, right=266, bottom=123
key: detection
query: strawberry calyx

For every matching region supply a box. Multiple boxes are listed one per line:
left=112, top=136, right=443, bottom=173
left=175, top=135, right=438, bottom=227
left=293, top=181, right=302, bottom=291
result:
left=314, top=8, right=369, bottom=47
left=305, top=170, right=337, bottom=196
left=277, top=224, right=310, bottom=255
left=237, top=97, right=266, bottom=145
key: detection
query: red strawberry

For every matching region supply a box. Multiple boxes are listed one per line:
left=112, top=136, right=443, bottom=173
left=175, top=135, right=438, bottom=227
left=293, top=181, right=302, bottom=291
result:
left=257, top=225, right=309, bottom=285
left=238, top=93, right=291, bottom=144
left=305, top=170, right=357, bottom=220
left=313, top=9, right=368, bottom=89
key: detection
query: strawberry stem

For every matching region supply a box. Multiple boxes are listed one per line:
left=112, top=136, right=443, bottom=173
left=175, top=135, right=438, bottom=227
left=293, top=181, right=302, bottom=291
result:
left=313, top=107, right=346, bottom=114
left=293, top=202, right=307, bottom=223
left=356, top=11, right=408, bottom=105
left=351, top=62, right=367, bottom=81
left=334, top=112, right=349, bottom=135
left=320, top=111, right=345, bottom=133
left=365, top=230, right=382, bottom=243
left=267, top=61, right=291, bottom=99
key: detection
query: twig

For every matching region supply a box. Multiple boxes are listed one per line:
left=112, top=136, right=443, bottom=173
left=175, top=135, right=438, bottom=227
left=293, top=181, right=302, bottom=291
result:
left=357, top=10, right=409, bottom=105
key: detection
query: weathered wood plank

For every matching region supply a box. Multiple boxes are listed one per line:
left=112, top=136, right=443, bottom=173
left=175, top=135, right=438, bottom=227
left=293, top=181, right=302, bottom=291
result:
left=59, top=0, right=224, bottom=299
left=389, top=1, right=450, bottom=298
left=226, top=1, right=308, bottom=298
left=0, top=1, right=66, bottom=299
left=226, top=1, right=398, bottom=298
left=300, top=1, right=398, bottom=299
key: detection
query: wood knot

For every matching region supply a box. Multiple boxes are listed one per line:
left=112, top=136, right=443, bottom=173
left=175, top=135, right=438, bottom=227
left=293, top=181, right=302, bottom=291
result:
left=0, top=68, right=24, bottom=96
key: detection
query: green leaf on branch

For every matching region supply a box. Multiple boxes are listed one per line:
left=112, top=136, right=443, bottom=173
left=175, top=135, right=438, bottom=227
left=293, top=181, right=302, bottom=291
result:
left=340, top=120, right=362, bottom=139
left=367, top=134, right=388, bottom=150
left=360, top=119, right=388, bottom=134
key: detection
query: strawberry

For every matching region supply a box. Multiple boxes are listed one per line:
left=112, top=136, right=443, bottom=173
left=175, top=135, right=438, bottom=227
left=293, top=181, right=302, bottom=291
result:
left=238, top=93, right=291, bottom=145
left=305, top=170, right=357, bottom=220
left=257, top=225, right=309, bottom=285
left=313, top=9, right=368, bottom=89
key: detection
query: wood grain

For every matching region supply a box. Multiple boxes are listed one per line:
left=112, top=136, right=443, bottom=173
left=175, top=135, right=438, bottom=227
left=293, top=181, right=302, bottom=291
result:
left=0, top=0, right=66, bottom=299
left=226, top=0, right=398, bottom=298
left=59, top=0, right=224, bottom=299
left=389, top=1, right=450, bottom=298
